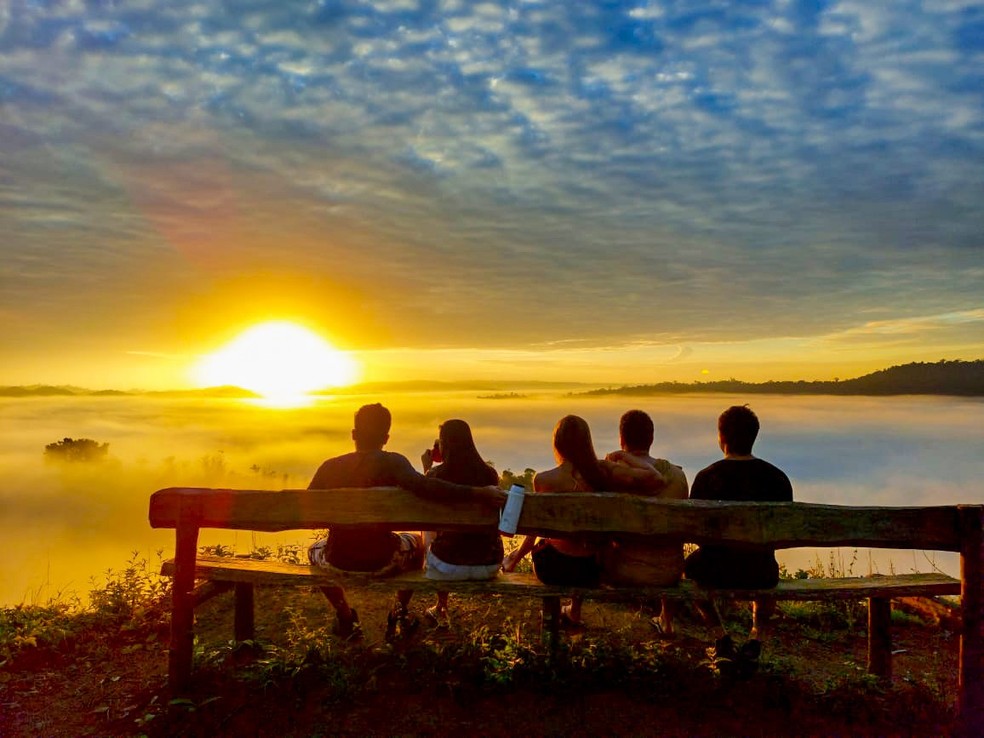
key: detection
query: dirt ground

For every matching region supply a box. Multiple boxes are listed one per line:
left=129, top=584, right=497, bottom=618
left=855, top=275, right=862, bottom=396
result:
left=0, top=586, right=962, bottom=737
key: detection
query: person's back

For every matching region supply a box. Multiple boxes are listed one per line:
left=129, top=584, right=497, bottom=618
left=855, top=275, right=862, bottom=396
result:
left=685, top=406, right=793, bottom=589
left=603, top=410, right=688, bottom=588
left=427, top=460, right=502, bottom=567
left=310, top=448, right=426, bottom=571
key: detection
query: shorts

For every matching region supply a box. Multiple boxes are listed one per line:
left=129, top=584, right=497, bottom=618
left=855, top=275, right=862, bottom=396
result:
left=425, top=549, right=501, bottom=581
left=308, top=532, right=424, bottom=578
left=531, top=540, right=601, bottom=587
left=683, top=546, right=779, bottom=589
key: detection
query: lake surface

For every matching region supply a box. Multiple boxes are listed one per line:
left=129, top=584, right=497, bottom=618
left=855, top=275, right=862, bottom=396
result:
left=1, top=392, right=982, bottom=605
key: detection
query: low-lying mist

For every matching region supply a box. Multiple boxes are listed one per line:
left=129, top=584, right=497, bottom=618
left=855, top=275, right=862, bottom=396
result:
left=2, top=392, right=981, bottom=605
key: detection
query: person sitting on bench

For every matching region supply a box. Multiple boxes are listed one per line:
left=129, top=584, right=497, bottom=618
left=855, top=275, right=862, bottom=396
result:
left=306, top=403, right=505, bottom=640
left=502, top=414, right=665, bottom=627
left=419, top=419, right=503, bottom=629
left=602, top=409, right=689, bottom=634
left=685, top=404, right=793, bottom=667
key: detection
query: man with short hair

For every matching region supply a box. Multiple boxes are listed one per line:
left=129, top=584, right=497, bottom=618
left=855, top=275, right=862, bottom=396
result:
left=603, top=409, right=689, bottom=633
left=685, top=405, right=793, bottom=669
left=307, top=403, right=505, bottom=640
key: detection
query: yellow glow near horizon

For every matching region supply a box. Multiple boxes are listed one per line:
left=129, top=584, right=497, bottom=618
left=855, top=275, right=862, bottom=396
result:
left=192, top=322, right=359, bottom=404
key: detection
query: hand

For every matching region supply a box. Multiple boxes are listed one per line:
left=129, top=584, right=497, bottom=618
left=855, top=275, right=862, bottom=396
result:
left=421, top=448, right=433, bottom=473
left=479, top=485, right=508, bottom=508
left=502, top=550, right=521, bottom=572
left=605, top=450, right=626, bottom=463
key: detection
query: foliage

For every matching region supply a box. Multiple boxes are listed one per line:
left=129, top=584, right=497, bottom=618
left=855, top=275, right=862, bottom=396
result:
left=779, top=550, right=866, bottom=631
left=43, top=437, right=110, bottom=463
left=1, top=552, right=170, bottom=665
left=499, top=467, right=536, bottom=490
left=0, top=600, right=78, bottom=662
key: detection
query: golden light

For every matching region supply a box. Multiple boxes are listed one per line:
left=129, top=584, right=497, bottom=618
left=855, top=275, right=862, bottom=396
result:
left=192, top=322, right=359, bottom=404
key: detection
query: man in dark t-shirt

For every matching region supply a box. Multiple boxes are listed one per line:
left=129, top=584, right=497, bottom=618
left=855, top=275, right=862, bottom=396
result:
left=306, top=403, right=505, bottom=640
left=685, top=405, right=793, bottom=662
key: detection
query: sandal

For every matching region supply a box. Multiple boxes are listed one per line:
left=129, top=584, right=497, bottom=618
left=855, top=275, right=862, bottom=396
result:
left=425, top=605, right=451, bottom=630
left=385, top=603, right=420, bottom=641
left=559, top=605, right=586, bottom=630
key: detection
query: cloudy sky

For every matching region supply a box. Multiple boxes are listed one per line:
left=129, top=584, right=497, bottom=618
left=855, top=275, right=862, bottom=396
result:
left=2, top=0, right=982, bottom=388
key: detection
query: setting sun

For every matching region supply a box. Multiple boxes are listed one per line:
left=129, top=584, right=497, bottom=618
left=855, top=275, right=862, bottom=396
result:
left=191, top=322, right=359, bottom=402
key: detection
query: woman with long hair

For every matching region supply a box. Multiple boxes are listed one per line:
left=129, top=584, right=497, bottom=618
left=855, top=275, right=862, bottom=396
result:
left=420, top=418, right=503, bottom=628
left=502, top=415, right=664, bottom=626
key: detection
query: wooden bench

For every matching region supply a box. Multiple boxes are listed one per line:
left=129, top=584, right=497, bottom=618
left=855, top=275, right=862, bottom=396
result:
left=149, top=487, right=984, bottom=731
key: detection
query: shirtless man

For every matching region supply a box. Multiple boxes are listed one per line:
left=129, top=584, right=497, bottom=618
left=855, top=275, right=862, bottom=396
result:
left=307, top=403, right=505, bottom=640
left=603, top=409, right=689, bottom=633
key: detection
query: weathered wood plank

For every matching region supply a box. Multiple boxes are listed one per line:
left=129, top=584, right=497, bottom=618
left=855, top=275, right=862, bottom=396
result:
left=149, top=487, right=966, bottom=551
left=161, top=556, right=960, bottom=601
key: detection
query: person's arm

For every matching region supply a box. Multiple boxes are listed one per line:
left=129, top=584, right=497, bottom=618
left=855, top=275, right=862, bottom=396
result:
left=502, top=535, right=537, bottom=572
left=602, top=458, right=665, bottom=494
left=388, top=453, right=505, bottom=509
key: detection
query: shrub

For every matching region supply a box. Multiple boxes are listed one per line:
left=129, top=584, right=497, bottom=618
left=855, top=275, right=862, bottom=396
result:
left=43, top=437, right=110, bottom=463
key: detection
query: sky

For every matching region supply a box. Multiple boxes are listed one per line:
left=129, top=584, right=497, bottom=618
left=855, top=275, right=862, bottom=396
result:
left=1, top=0, right=983, bottom=389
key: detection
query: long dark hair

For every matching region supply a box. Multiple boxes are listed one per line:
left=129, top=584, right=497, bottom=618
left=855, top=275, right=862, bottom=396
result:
left=435, top=419, right=497, bottom=486
left=552, top=415, right=608, bottom=492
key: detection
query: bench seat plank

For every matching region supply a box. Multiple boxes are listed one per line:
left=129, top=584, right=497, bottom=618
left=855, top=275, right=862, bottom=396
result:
left=162, top=556, right=960, bottom=601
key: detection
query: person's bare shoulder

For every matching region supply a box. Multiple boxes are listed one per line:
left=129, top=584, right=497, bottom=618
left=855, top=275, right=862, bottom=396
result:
left=533, top=465, right=570, bottom=492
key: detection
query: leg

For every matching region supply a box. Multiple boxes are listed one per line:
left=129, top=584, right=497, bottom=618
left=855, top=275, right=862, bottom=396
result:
left=750, top=596, right=776, bottom=640
left=319, top=586, right=352, bottom=620
left=542, top=595, right=562, bottom=655
left=658, top=597, right=676, bottom=635
left=437, top=591, right=449, bottom=611
left=562, top=595, right=584, bottom=625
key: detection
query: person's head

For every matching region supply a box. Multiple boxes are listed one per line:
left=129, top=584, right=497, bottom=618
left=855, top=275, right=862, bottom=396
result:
left=619, top=409, right=654, bottom=453
left=553, top=415, right=607, bottom=490
left=352, top=403, right=391, bottom=450
left=438, top=418, right=479, bottom=463
left=717, top=405, right=759, bottom=456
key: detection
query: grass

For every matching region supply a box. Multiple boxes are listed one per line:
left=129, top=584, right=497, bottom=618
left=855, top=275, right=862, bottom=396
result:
left=0, top=546, right=960, bottom=737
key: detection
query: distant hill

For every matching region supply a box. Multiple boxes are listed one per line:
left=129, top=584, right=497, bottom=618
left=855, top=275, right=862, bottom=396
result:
left=4, top=361, right=982, bottom=399
left=577, top=360, right=984, bottom=398
left=0, top=385, right=259, bottom=398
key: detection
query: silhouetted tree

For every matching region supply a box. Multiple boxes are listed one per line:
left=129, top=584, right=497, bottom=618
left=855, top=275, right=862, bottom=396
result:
left=44, top=437, right=110, bottom=463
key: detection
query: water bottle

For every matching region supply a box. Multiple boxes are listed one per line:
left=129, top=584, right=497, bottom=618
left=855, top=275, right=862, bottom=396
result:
left=498, top=484, right=526, bottom=537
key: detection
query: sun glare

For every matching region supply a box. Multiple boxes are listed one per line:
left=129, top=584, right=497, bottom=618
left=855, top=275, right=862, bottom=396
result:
left=192, top=322, right=359, bottom=404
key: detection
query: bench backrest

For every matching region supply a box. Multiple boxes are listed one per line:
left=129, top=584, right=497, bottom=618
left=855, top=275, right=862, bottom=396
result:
left=149, top=487, right=977, bottom=552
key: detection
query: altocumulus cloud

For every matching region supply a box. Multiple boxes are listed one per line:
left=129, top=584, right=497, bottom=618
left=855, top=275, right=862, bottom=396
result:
left=0, top=0, right=982, bottom=353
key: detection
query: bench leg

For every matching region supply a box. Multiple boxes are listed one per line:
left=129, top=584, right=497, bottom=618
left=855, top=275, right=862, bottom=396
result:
left=867, top=597, right=892, bottom=681
left=168, top=521, right=200, bottom=693
left=234, top=583, right=255, bottom=642
left=542, top=596, right=561, bottom=656
left=957, top=505, right=984, bottom=735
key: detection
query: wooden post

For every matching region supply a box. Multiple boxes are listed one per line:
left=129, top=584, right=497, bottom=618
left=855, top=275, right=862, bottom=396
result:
left=542, top=595, right=561, bottom=657
left=957, top=505, right=984, bottom=735
left=234, top=583, right=255, bottom=642
left=168, top=516, right=200, bottom=693
left=867, top=597, right=892, bottom=681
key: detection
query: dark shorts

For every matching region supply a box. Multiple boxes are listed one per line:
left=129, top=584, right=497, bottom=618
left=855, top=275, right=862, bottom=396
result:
left=684, top=546, right=779, bottom=589
left=532, top=541, right=602, bottom=587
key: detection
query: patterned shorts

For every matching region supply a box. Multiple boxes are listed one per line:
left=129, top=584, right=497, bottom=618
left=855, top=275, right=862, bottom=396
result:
left=308, top=532, right=423, bottom=578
